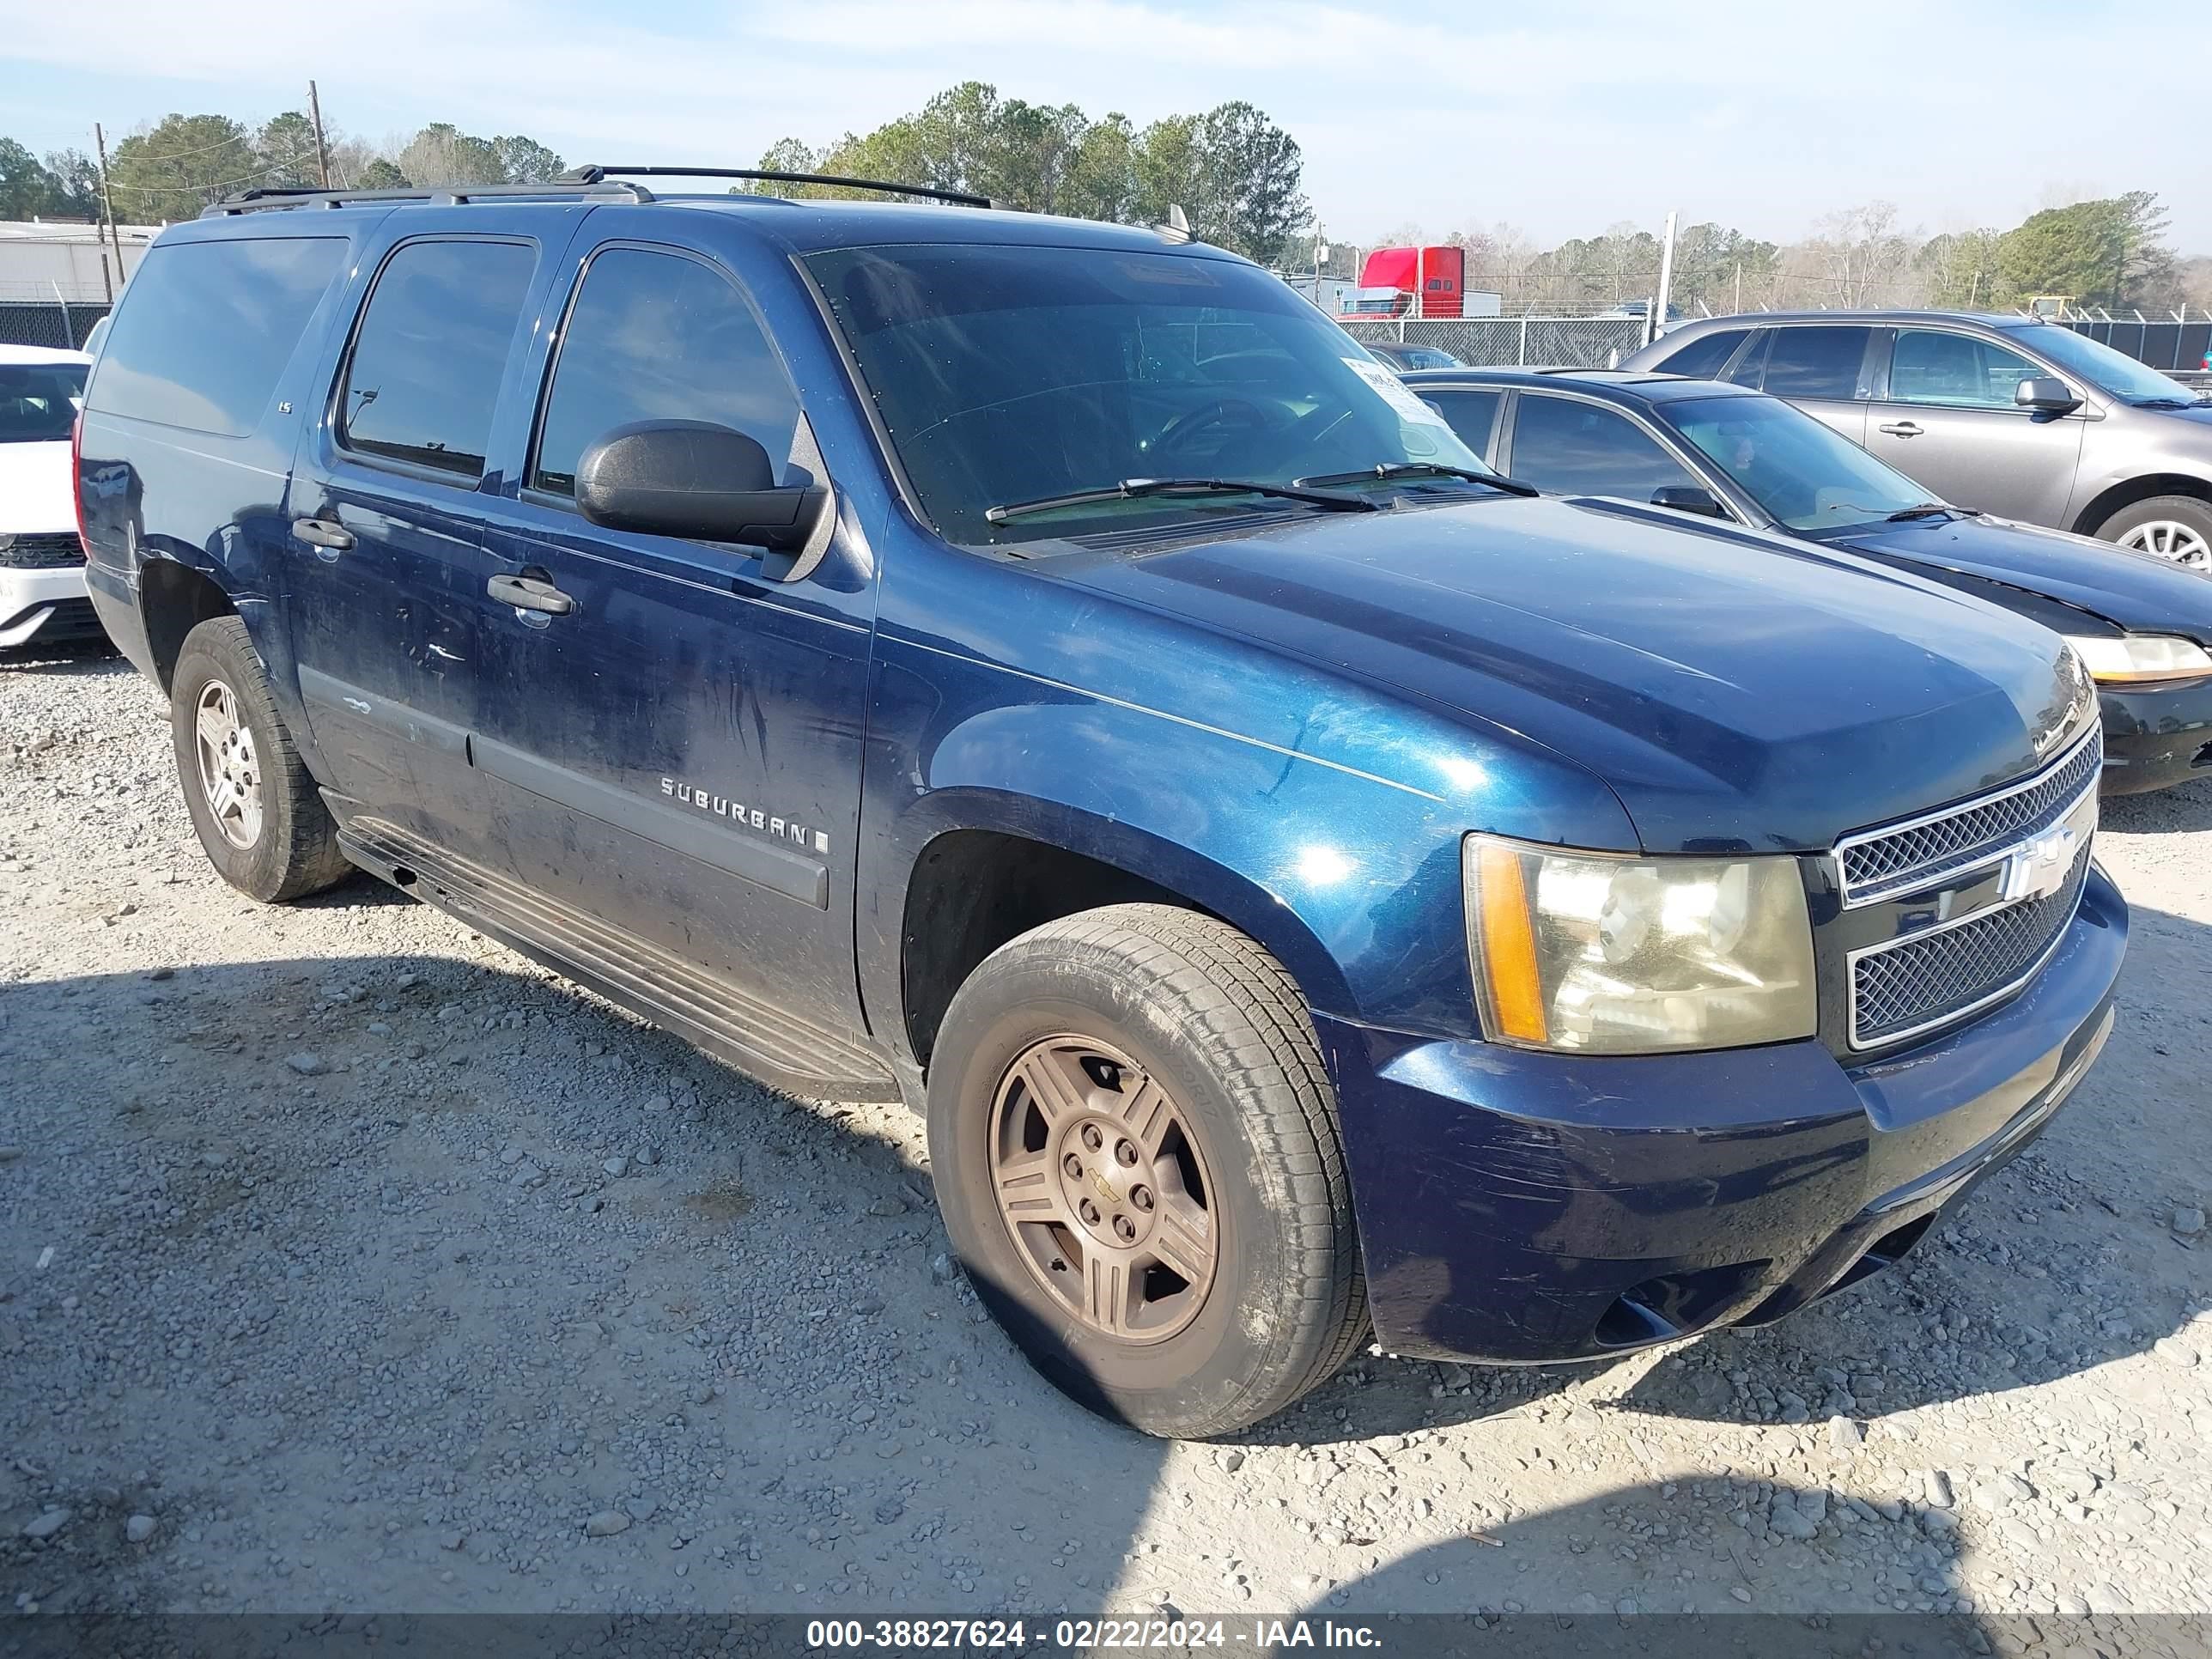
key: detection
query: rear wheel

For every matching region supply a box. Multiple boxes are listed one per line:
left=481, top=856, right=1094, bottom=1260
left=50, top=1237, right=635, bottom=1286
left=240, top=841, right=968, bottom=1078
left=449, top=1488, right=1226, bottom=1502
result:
left=2096, top=495, right=2212, bottom=570
left=927, top=903, right=1367, bottom=1438
left=169, top=616, right=351, bottom=902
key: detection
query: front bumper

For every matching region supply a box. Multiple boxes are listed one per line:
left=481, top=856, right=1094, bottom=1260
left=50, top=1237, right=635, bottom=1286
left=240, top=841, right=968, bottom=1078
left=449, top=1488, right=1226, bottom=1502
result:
left=2098, top=678, right=2212, bottom=794
left=1318, top=862, right=2127, bottom=1364
left=0, top=563, right=99, bottom=648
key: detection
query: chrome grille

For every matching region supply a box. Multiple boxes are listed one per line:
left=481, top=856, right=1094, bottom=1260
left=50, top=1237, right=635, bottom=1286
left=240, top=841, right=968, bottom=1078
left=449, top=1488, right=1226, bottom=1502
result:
left=0, top=532, right=86, bottom=570
left=1835, top=726, right=2101, bottom=906
left=1849, top=845, right=2090, bottom=1048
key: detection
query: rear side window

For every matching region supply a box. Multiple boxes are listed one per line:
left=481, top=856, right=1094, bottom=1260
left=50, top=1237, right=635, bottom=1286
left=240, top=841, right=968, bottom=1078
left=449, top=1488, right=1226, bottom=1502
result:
left=1508, top=394, right=1698, bottom=501
left=339, top=240, right=536, bottom=478
left=532, top=247, right=799, bottom=498
left=87, top=237, right=345, bottom=436
left=1758, top=325, right=1873, bottom=399
left=1651, top=328, right=1745, bottom=380
left=1419, top=389, right=1502, bottom=456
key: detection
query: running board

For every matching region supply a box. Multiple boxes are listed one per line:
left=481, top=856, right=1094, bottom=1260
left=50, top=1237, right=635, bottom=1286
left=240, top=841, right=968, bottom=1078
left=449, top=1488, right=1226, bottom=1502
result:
left=337, top=818, right=900, bottom=1103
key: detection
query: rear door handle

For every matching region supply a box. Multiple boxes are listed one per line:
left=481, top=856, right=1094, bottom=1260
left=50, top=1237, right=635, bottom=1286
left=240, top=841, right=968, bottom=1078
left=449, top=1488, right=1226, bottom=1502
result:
left=292, top=517, right=355, bottom=556
left=488, top=571, right=574, bottom=617
left=1877, top=421, right=1925, bottom=438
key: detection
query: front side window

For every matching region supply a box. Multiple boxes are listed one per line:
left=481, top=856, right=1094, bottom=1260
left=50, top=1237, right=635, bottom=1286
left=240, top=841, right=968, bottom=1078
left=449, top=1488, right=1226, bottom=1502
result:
left=338, top=240, right=536, bottom=478
left=1507, top=394, right=1697, bottom=501
left=805, top=244, right=1484, bottom=545
left=1652, top=327, right=1745, bottom=380
left=86, top=237, right=345, bottom=437
left=1887, top=329, right=2040, bottom=409
left=1668, top=393, right=1923, bottom=531
left=534, top=247, right=800, bottom=497
left=0, top=362, right=88, bottom=443
left=1757, top=325, right=1874, bottom=400
left=1420, top=389, right=1501, bottom=455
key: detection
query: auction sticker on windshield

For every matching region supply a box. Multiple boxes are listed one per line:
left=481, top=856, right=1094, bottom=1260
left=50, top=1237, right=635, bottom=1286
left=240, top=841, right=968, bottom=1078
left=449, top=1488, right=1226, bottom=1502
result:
left=1345, top=356, right=1455, bottom=428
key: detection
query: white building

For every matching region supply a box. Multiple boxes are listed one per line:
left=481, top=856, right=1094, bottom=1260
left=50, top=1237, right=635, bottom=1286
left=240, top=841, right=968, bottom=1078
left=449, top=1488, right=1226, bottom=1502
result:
left=0, top=220, right=164, bottom=307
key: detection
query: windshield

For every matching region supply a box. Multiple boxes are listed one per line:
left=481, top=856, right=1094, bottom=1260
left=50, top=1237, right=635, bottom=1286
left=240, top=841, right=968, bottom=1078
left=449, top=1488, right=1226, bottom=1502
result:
left=1667, top=394, right=1925, bottom=530
left=0, top=362, right=88, bottom=444
left=805, top=244, right=1484, bottom=545
left=2011, top=325, right=2202, bottom=404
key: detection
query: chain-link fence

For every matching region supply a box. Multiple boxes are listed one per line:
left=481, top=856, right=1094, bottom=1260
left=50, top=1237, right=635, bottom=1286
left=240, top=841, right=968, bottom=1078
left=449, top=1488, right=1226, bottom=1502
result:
left=0, top=298, right=107, bottom=350
left=1340, top=315, right=1650, bottom=368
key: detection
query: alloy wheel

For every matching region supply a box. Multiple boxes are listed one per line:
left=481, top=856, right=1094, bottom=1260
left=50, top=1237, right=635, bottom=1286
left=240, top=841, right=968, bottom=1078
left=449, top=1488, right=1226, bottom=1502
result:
left=192, top=678, right=264, bottom=848
left=988, top=1035, right=1218, bottom=1342
left=2118, top=519, right=2212, bottom=570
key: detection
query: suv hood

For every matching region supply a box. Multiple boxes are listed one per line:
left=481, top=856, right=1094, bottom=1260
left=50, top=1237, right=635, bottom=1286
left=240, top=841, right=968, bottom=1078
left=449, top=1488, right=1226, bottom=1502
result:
left=1059, top=496, right=2090, bottom=855
left=1827, top=513, right=2212, bottom=641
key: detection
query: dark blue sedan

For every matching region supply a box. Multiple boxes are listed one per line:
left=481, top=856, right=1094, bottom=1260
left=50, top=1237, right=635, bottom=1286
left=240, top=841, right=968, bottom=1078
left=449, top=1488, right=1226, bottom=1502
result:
left=1403, top=368, right=2212, bottom=794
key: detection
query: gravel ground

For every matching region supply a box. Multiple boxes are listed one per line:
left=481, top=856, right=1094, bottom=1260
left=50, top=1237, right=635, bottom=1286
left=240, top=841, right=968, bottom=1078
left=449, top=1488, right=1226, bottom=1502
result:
left=3, top=643, right=2210, bottom=1647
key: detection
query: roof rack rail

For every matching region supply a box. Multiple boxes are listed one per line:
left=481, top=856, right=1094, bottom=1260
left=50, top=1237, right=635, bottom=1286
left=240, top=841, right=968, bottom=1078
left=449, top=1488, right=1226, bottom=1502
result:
left=563, top=165, right=994, bottom=210
left=202, top=179, right=654, bottom=217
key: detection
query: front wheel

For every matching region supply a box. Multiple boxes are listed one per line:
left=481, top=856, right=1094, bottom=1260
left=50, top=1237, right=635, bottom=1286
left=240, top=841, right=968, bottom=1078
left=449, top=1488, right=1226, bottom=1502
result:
left=2096, top=495, right=2212, bottom=570
left=927, top=903, right=1367, bottom=1437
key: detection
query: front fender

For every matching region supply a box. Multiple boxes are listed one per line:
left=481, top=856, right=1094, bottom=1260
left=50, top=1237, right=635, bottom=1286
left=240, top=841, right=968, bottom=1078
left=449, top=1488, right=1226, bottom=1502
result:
left=856, top=631, right=1639, bottom=1045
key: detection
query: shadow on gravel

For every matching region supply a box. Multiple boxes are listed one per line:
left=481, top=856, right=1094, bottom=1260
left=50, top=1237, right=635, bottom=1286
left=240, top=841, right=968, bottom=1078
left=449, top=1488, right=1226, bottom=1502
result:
left=2100, top=774, right=2212, bottom=836
left=1299, top=1475, right=2203, bottom=1653
left=0, top=639, right=128, bottom=676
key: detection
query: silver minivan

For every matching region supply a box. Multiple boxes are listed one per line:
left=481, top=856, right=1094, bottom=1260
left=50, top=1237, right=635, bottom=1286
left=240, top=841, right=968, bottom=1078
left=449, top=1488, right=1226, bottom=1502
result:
left=1624, top=311, right=2212, bottom=568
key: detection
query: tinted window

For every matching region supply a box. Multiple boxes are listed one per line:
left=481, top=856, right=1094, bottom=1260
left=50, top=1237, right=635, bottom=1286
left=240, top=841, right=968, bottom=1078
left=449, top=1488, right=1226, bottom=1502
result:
left=1420, top=389, right=1502, bottom=456
left=1888, top=329, right=2041, bottom=408
left=339, top=240, right=535, bottom=477
left=1759, top=325, right=1873, bottom=399
left=86, top=237, right=344, bottom=436
left=1723, top=330, right=1771, bottom=387
left=1669, top=394, right=1921, bottom=530
left=805, top=245, right=1482, bottom=545
left=1508, top=395, right=1697, bottom=500
left=534, top=248, right=800, bottom=497
left=0, top=362, right=87, bottom=443
left=1653, top=328, right=1745, bottom=380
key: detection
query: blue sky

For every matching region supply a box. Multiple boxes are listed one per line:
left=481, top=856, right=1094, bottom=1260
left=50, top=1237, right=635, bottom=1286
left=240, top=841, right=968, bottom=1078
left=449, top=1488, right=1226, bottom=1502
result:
left=3, top=0, right=2208, bottom=251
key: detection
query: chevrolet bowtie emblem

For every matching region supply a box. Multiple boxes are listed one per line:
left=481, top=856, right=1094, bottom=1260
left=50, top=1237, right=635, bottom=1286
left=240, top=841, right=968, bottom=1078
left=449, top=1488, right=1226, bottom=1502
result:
left=1998, top=826, right=2075, bottom=904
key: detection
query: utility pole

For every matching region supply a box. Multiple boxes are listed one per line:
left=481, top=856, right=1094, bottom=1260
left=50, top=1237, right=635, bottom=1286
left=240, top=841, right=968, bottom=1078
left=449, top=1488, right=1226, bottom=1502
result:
left=93, top=123, right=125, bottom=300
left=1733, top=261, right=1742, bottom=314
left=1649, top=210, right=1678, bottom=349
left=308, top=81, right=332, bottom=188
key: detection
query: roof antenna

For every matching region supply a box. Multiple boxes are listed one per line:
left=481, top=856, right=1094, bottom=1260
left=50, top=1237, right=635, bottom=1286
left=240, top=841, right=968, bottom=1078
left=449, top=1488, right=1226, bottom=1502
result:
left=1156, top=204, right=1194, bottom=245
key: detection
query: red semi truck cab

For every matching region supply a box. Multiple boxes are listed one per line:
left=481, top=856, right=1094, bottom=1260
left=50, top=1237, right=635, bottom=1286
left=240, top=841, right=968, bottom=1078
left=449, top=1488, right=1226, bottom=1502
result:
left=1342, top=246, right=1465, bottom=318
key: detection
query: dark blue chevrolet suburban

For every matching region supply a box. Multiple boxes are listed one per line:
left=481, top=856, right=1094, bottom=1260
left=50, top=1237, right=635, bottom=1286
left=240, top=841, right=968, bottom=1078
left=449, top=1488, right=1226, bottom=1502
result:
left=74, top=169, right=2125, bottom=1437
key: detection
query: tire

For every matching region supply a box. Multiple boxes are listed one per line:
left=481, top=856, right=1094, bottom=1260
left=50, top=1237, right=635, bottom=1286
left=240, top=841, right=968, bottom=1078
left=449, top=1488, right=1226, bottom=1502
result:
left=169, top=616, right=351, bottom=902
left=927, top=902, right=1367, bottom=1437
left=2094, top=495, right=2212, bottom=571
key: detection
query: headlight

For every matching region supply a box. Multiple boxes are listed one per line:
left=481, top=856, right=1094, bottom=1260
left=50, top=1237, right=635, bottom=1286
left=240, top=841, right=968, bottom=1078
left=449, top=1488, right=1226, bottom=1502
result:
left=1465, top=835, right=1816, bottom=1054
left=2065, top=634, right=2212, bottom=685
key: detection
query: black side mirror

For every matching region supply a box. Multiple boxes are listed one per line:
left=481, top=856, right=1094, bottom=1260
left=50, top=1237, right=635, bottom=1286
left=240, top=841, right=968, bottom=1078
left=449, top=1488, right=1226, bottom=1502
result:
left=1650, top=484, right=1729, bottom=519
left=2015, top=376, right=2081, bottom=414
left=576, top=420, right=832, bottom=562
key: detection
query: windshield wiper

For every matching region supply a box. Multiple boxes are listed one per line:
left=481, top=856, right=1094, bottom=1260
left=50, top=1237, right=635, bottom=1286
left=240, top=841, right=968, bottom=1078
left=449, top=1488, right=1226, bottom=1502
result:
left=1886, top=501, right=1969, bottom=521
left=2129, top=396, right=2208, bottom=410
left=984, top=477, right=1378, bottom=526
left=1296, top=461, right=1540, bottom=497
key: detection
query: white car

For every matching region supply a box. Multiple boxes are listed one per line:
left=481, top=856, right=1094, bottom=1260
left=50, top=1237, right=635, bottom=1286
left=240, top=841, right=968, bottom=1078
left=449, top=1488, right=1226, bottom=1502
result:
left=1, top=342, right=100, bottom=650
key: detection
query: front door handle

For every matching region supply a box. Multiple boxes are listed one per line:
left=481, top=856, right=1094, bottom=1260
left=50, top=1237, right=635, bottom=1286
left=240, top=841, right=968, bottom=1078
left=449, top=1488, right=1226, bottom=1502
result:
left=292, top=517, right=355, bottom=556
left=1877, top=420, right=1925, bottom=438
left=488, top=571, right=574, bottom=617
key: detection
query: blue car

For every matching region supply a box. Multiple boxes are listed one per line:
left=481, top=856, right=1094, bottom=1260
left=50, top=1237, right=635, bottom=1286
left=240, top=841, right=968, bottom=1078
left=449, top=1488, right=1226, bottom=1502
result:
left=76, top=169, right=2123, bottom=1437
left=1402, top=367, right=2212, bottom=794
